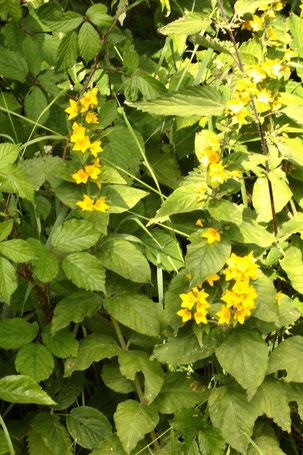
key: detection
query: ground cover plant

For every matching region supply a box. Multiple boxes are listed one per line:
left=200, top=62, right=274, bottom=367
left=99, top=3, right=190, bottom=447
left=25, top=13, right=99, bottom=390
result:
left=1, top=0, right=303, bottom=453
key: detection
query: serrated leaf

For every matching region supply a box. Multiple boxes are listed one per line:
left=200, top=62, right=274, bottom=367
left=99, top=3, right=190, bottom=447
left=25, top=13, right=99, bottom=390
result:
left=0, top=165, right=34, bottom=203
left=0, top=142, right=19, bottom=170
left=225, top=220, right=274, bottom=248
left=62, top=252, right=105, bottom=292
left=97, top=237, right=151, bottom=283
left=198, top=428, right=226, bottom=455
left=33, top=413, right=72, bottom=455
left=56, top=31, right=79, bottom=71
left=51, top=292, right=102, bottom=334
left=0, top=257, right=17, bottom=303
left=0, top=375, right=55, bottom=405
left=27, top=238, right=58, bottom=283
left=253, top=270, right=279, bottom=323
left=159, top=12, right=210, bottom=35
left=24, top=86, right=49, bottom=125
left=131, top=86, right=225, bottom=117
left=42, top=324, right=79, bottom=359
left=15, top=343, right=54, bottom=382
left=0, top=220, right=13, bottom=242
left=140, top=230, right=184, bottom=272
left=21, top=36, right=42, bottom=76
left=101, top=363, right=136, bottom=394
left=153, top=372, right=209, bottom=414
left=67, top=406, right=112, bottom=450
left=0, top=239, right=35, bottom=262
left=0, top=318, right=38, bottom=349
left=86, top=4, right=113, bottom=27
left=102, top=184, right=148, bottom=213
left=0, top=47, right=28, bottom=82
left=78, top=21, right=101, bottom=63
left=114, top=399, right=159, bottom=454
left=208, top=199, right=243, bottom=225
left=103, top=294, right=160, bottom=337
left=216, top=329, right=268, bottom=399
left=119, top=351, right=164, bottom=404
left=52, top=219, right=100, bottom=253
left=45, top=11, right=83, bottom=33
left=280, top=236, right=303, bottom=294
left=267, top=335, right=303, bottom=382
left=209, top=383, right=260, bottom=454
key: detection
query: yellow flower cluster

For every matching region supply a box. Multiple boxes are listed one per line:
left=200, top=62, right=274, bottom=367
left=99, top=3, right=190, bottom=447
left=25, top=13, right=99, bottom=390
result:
left=258, top=1, right=287, bottom=18
left=218, top=252, right=259, bottom=325
left=64, top=88, right=110, bottom=213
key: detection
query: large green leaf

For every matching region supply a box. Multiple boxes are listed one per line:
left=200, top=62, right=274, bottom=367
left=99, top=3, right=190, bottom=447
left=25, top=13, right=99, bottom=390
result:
left=27, top=238, right=59, bottom=283
left=225, top=220, right=275, bottom=248
left=103, top=294, right=160, bottom=337
left=253, top=270, right=279, bottom=323
left=15, top=343, right=54, bottom=383
left=66, top=406, right=112, bottom=450
left=0, top=220, right=13, bottom=242
left=131, top=86, right=225, bottom=117
left=0, top=257, right=18, bottom=303
left=0, top=165, right=34, bottom=203
left=0, top=239, right=35, bottom=263
left=234, top=0, right=276, bottom=16
left=0, top=375, right=55, bottom=405
left=27, top=429, right=53, bottom=455
left=51, top=292, right=103, bottom=334
left=24, top=86, right=49, bottom=125
left=216, top=329, right=268, bottom=399
left=277, top=293, right=301, bottom=328
left=62, top=252, right=105, bottom=292
left=280, top=236, right=303, bottom=294
left=287, top=13, right=303, bottom=58
left=52, top=219, right=100, bottom=253
left=97, top=237, right=151, bottom=283
left=78, top=21, right=101, bottom=63
left=118, top=351, right=164, bottom=404
left=159, top=12, right=210, bottom=35
left=42, top=325, right=79, bottom=359
left=208, top=199, right=243, bottom=225
left=102, top=184, right=148, bottom=213
left=248, top=434, right=286, bottom=455
left=86, top=4, right=113, bottom=27
left=64, top=334, right=120, bottom=376
left=21, top=36, right=42, bottom=77
left=0, top=318, right=38, bottom=349
left=56, top=31, right=79, bottom=71
left=278, top=212, right=303, bottom=241
left=140, top=229, right=184, bottom=272
left=0, top=143, right=19, bottom=170
left=274, top=136, right=303, bottom=167
left=0, top=47, right=28, bottom=82
left=197, top=429, right=226, bottom=455
left=44, top=11, right=83, bottom=33
left=33, top=413, right=72, bottom=455
left=153, top=372, right=209, bottom=414
left=101, top=362, right=136, bottom=394
left=209, top=383, right=260, bottom=454
left=89, top=434, right=126, bottom=455
left=267, top=335, right=303, bottom=382
left=114, top=399, right=159, bottom=454
left=185, top=233, right=231, bottom=287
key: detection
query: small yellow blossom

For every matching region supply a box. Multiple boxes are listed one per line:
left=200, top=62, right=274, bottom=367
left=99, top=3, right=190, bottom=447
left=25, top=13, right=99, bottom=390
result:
left=274, top=1, right=286, bottom=10
left=268, top=28, right=279, bottom=41
left=65, top=99, right=78, bottom=120
left=258, top=3, right=269, bottom=11
left=227, top=169, right=242, bottom=178
left=261, top=60, right=283, bottom=78
left=226, top=99, right=247, bottom=114
left=272, top=100, right=282, bottom=111
left=177, top=308, right=192, bottom=323
left=202, top=228, right=221, bottom=244
left=277, top=290, right=284, bottom=305
left=256, top=88, right=274, bottom=109
left=90, top=141, right=103, bottom=157
left=94, top=197, right=110, bottom=212
left=197, top=183, right=207, bottom=202
left=224, top=252, right=259, bottom=281
left=71, top=122, right=86, bottom=143
left=73, top=135, right=91, bottom=154
left=206, top=274, right=220, bottom=287
left=216, top=305, right=231, bottom=325
left=179, top=292, right=197, bottom=310
left=76, top=194, right=95, bottom=212
left=94, top=158, right=102, bottom=168
left=241, top=15, right=263, bottom=32
left=247, top=66, right=267, bottom=84
left=200, top=149, right=220, bottom=167
left=208, top=162, right=227, bottom=185
left=283, top=48, right=296, bottom=62
left=234, top=308, right=251, bottom=324
left=194, top=310, right=208, bottom=324
left=85, top=112, right=99, bottom=124
left=85, top=165, right=101, bottom=180
left=80, top=87, right=98, bottom=112
left=196, top=219, right=204, bottom=227
left=72, top=169, right=89, bottom=184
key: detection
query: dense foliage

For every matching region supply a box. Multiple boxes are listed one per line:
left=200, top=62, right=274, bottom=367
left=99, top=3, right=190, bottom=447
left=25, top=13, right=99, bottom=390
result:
left=0, top=0, right=303, bottom=453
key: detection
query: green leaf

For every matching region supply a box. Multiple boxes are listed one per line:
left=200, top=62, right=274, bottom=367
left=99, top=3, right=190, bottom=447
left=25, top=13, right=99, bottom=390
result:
left=267, top=335, right=303, bottom=382
left=42, top=324, right=79, bottom=359
left=140, top=230, right=184, bottom=272
left=0, top=47, right=28, bottom=82
left=254, top=377, right=291, bottom=431
left=154, top=372, right=209, bottom=414
left=78, top=21, right=101, bottom=63
left=89, top=434, right=126, bottom=455
left=45, top=11, right=83, bottom=33
left=164, top=268, right=189, bottom=330
left=103, top=294, right=160, bottom=337
left=33, top=413, right=72, bottom=455
left=114, top=399, right=159, bottom=454
left=119, top=351, right=164, bottom=404
left=0, top=143, right=19, bottom=169
left=62, top=252, right=106, bottom=292
left=101, top=362, right=136, bottom=394
left=216, top=329, right=268, bottom=399
left=0, top=92, right=21, bottom=113
left=185, top=234, right=231, bottom=287
left=248, top=434, right=286, bottom=455
left=56, top=31, right=79, bottom=71
left=86, top=4, right=113, bottom=27
left=278, top=212, right=303, bottom=241
left=198, top=428, right=226, bottom=455
left=252, top=173, right=292, bottom=223
left=0, top=257, right=17, bottom=303
left=97, top=237, right=151, bottom=283
left=171, top=408, right=207, bottom=454
left=66, top=406, right=112, bottom=450
left=102, top=184, right=148, bottom=213
left=279, top=93, right=303, bottom=125
left=209, top=383, right=260, bottom=454
left=0, top=318, right=38, bottom=349
left=0, top=375, right=55, bottom=405
left=253, top=270, right=279, bottom=323
left=159, top=12, right=210, bottom=35
left=0, top=165, right=34, bottom=203
left=274, top=136, right=303, bottom=167
left=131, top=86, right=225, bottom=117
left=208, top=199, right=243, bottom=225
left=27, top=429, right=53, bottom=455
left=234, top=0, right=276, bottom=16
left=52, top=219, right=100, bottom=253
left=224, top=220, right=274, bottom=248
left=277, top=293, right=301, bottom=328
left=15, top=343, right=54, bottom=382
left=285, top=382, right=303, bottom=421
left=21, top=36, right=42, bottom=76
left=151, top=331, right=220, bottom=365
left=280, top=236, right=303, bottom=294
left=64, top=334, right=120, bottom=377
left=24, top=86, right=49, bottom=125
left=27, top=238, right=59, bottom=283
left=0, top=220, right=13, bottom=242
left=0, top=239, right=35, bottom=262
left=51, top=292, right=102, bottom=334
left=287, top=13, right=303, bottom=58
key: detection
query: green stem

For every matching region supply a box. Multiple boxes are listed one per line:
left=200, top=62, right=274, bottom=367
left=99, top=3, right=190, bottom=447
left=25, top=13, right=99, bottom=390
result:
left=240, top=177, right=248, bottom=207
left=111, top=317, right=127, bottom=350
left=0, top=414, right=15, bottom=455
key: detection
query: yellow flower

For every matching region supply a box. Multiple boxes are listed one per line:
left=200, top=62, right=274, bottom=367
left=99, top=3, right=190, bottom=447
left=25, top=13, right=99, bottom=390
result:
left=90, top=141, right=103, bottom=157
left=65, top=99, right=78, bottom=120
left=207, top=137, right=220, bottom=152
left=177, top=308, right=192, bottom=322
left=247, top=66, right=267, bottom=84
left=283, top=48, right=295, bottom=62
left=256, top=88, right=273, bottom=109
left=80, top=87, right=98, bottom=112
left=76, top=194, right=95, bottom=211
left=221, top=289, right=239, bottom=308
left=85, top=165, right=102, bottom=180
left=196, top=219, right=203, bottom=227
left=94, top=197, right=110, bottom=212
left=227, top=169, right=242, bottom=178
left=73, top=135, right=91, bottom=154
left=258, top=3, right=269, bottom=11
left=72, top=169, right=89, bottom=184
left=179, top=291, right=197, bottom=310
left=224, top=252, right=259, bottom=281
left=261, top=60, right=283, bottom=78
left=194, top=287, right=210, bottom=306
left=197, top=183, right=207, bottom=202
left=277, top=290, right=284, bottom=305
left=194, top=310, right=208, bottom=324
left=94, top=158, right=102, bottom=168
left=202, top=228, right=221, bottom=244
left=85, top=112, right=99, bottom=124
left=226, top=99, right=247, bottom=114
left=274, top=1, right=286, bottom=10
left=216, top=305, right=231, bottom=325
left=272, top=100, right=282, bottom=112
left=234, top=308, right=251, bottom=324
left=241, top=15, right=263, bottom=32
left=208, top=162, right=227, bottom=185
left=206, top=274, right=220, bottom=287
left=200, top=149, right=220, bottom=167
left=71, top=122, right=86, bottom=143
left=268, top=28, right=279, bottom=41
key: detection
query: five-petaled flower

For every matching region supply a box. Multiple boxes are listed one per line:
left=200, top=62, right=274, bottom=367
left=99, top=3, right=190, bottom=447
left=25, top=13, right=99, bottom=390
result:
left=202, top=228, right=221, bottom=244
